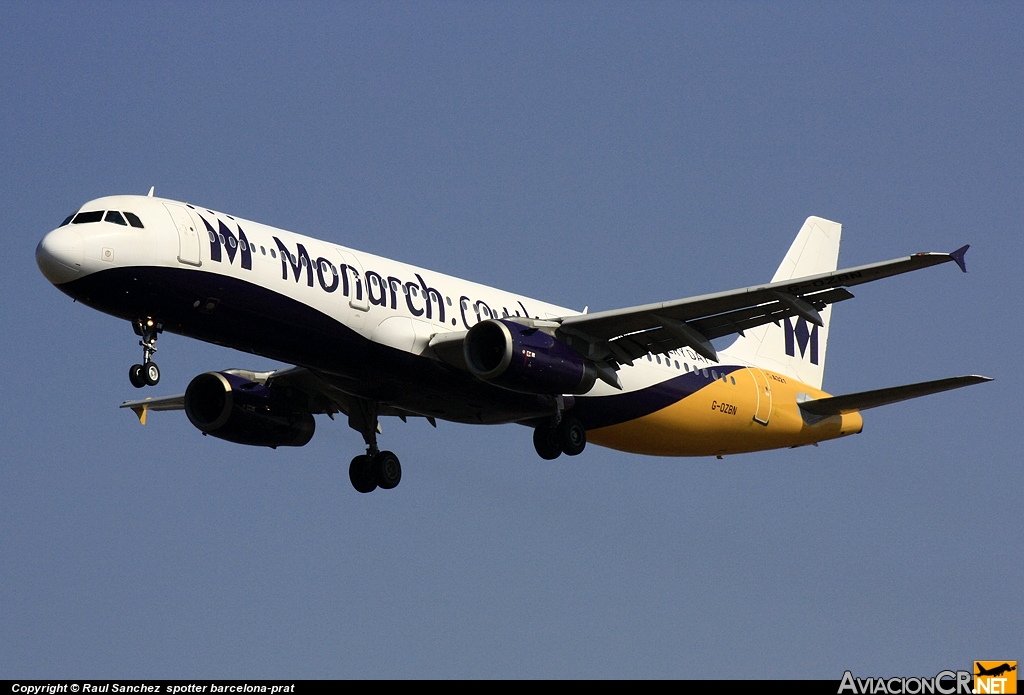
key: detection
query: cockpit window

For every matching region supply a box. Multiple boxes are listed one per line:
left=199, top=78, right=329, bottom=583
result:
left=105, top=211, right=128, bottom=226
left=72, top=211, right=104, bottom=224
left=60, top=213, right=75, bottom=227
left=124, top=212, right=144, bottom=228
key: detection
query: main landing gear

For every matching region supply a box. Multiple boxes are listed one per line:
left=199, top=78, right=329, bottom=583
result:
left=347, top=400, right=402, bottom=493
left=129, top=318, right=162, bottom=388
left=533, top=415, right=586, bottom=460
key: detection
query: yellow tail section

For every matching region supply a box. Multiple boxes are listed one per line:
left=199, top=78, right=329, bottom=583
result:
left=587, top=367, right=862, bottom=457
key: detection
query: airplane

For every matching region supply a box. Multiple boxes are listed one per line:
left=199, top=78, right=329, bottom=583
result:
left=36, top=191, right=991, bottom=493
left=975, top=663, right=1016, bottom=678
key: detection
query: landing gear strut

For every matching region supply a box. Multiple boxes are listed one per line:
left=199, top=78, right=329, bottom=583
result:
left=347, top=400, right=402, bottom=493
left=129, top=318, right=162, bottom=388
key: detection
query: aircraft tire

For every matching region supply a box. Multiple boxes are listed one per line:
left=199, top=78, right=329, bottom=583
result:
left=349, top=455, right=377, bottom=493
left=374, top=450, right=402, bottom=490
left=129, top=364, right=146, bottom=388
left=558, top=417, right=586, bottom=456
left=533, top=426, right=562, bottom=460
left=143, top=362, right=160, bottom=386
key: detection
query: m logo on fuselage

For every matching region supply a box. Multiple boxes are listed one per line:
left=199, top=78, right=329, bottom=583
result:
left=785, top=317, right=819, bottom=364
left=201, top=214, right=252, bottom=270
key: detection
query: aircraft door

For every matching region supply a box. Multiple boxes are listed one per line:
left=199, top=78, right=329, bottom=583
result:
left=335, top=248, right=369, bottom=312
left=748, top=367, right=773, bottom=425
left=163, top=203, right=202, bottom=267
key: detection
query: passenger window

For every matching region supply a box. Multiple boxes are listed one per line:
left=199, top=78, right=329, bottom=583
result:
left=684, top=363, right=689, bottom=372
left=656, top=355, right=661, bottom=365
left=124, top=212, right=144, bottom=228
left=260, top=246, right=266, bottom=255
left=730, top=376, right=736, bottom=385
left=228, top=237, right=237, bottom=249
left=675, top=361, right=680, bottom=369
left=271, top=249, right=277, bottom=259
left=208, top=231, right=217, bottom=243
left=72, top=211, right=104, bottom=224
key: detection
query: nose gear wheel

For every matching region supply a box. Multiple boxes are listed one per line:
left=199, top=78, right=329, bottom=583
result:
left=129, top=318, right=163, bottom=387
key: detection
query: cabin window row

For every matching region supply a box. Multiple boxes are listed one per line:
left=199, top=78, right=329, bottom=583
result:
left=644, top=352, right=737, bottom=384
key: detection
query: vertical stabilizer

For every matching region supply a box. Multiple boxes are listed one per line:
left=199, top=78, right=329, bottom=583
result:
left=720, top=216, right=842, bottom=390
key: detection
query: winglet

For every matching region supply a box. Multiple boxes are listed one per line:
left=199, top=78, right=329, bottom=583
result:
left=131, top=404, right=148, bottom=425
left=949, top=244, right=969, bottom=273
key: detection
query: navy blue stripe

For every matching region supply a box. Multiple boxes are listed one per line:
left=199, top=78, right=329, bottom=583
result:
left=56, top=266, right=554, bottom=425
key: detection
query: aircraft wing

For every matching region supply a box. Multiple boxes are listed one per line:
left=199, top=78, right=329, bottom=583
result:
left=120, top=393, right=185, bottom=424
left=798, top=375, right=992, bottom=419
left=120, top=366, right=437, bottom=427
left=555, top=246, right=969, bottom=366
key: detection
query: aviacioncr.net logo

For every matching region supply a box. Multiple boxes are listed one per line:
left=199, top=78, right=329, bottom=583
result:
left=838, top=670, right=973, bottom=695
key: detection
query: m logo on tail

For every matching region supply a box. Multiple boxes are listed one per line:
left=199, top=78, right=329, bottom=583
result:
left=785, top=317, right=819, bottom=364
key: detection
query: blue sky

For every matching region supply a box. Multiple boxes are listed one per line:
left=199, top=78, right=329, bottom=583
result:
left=1, top=1, right=1020, bottom=678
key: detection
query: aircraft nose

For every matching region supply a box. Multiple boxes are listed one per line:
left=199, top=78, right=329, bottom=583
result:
left=36, top=226, right=85, bottom=285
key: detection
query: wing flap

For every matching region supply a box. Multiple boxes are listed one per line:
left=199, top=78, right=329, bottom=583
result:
left=799, top=375, right=992, bottom=418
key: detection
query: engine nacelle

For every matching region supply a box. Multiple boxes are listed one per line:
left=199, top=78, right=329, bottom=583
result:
left=463, top=319, right=597, bottom=395
left=184, top=372, right=315, bottom=448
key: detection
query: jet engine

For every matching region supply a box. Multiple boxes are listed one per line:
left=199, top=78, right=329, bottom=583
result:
left=463, top=319, right=597, bottom=395
left=184, top=371, right=315, bottom=448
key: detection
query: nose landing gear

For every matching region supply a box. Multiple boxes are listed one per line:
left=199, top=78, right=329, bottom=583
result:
left=129, top=318, right=162, bottom=388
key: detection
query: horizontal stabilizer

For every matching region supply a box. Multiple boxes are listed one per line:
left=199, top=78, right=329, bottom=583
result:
left=799, top=375, right=991, bottom=418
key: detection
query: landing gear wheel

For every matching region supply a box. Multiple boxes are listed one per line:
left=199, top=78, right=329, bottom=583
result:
left=143, top=362, right=160, bottom=386
left=373, top=450, right=402, bottom=490
left=129, top=364, right=146, bottom=388
left=558, top=417, right=587, bottom=456
left=349, top=455, right=377, bottom=493
left=533, top=426, right=562, bottom=460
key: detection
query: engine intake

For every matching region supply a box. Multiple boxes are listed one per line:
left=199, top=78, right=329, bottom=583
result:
left=463, top=319, right=596, bottom=395
left=184, top=372, right=315, bottom=448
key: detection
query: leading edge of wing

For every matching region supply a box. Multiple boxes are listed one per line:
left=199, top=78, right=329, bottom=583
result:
left=798, top=374, right=992, bottom=419
left=558, top=246, right=969, bottom=344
